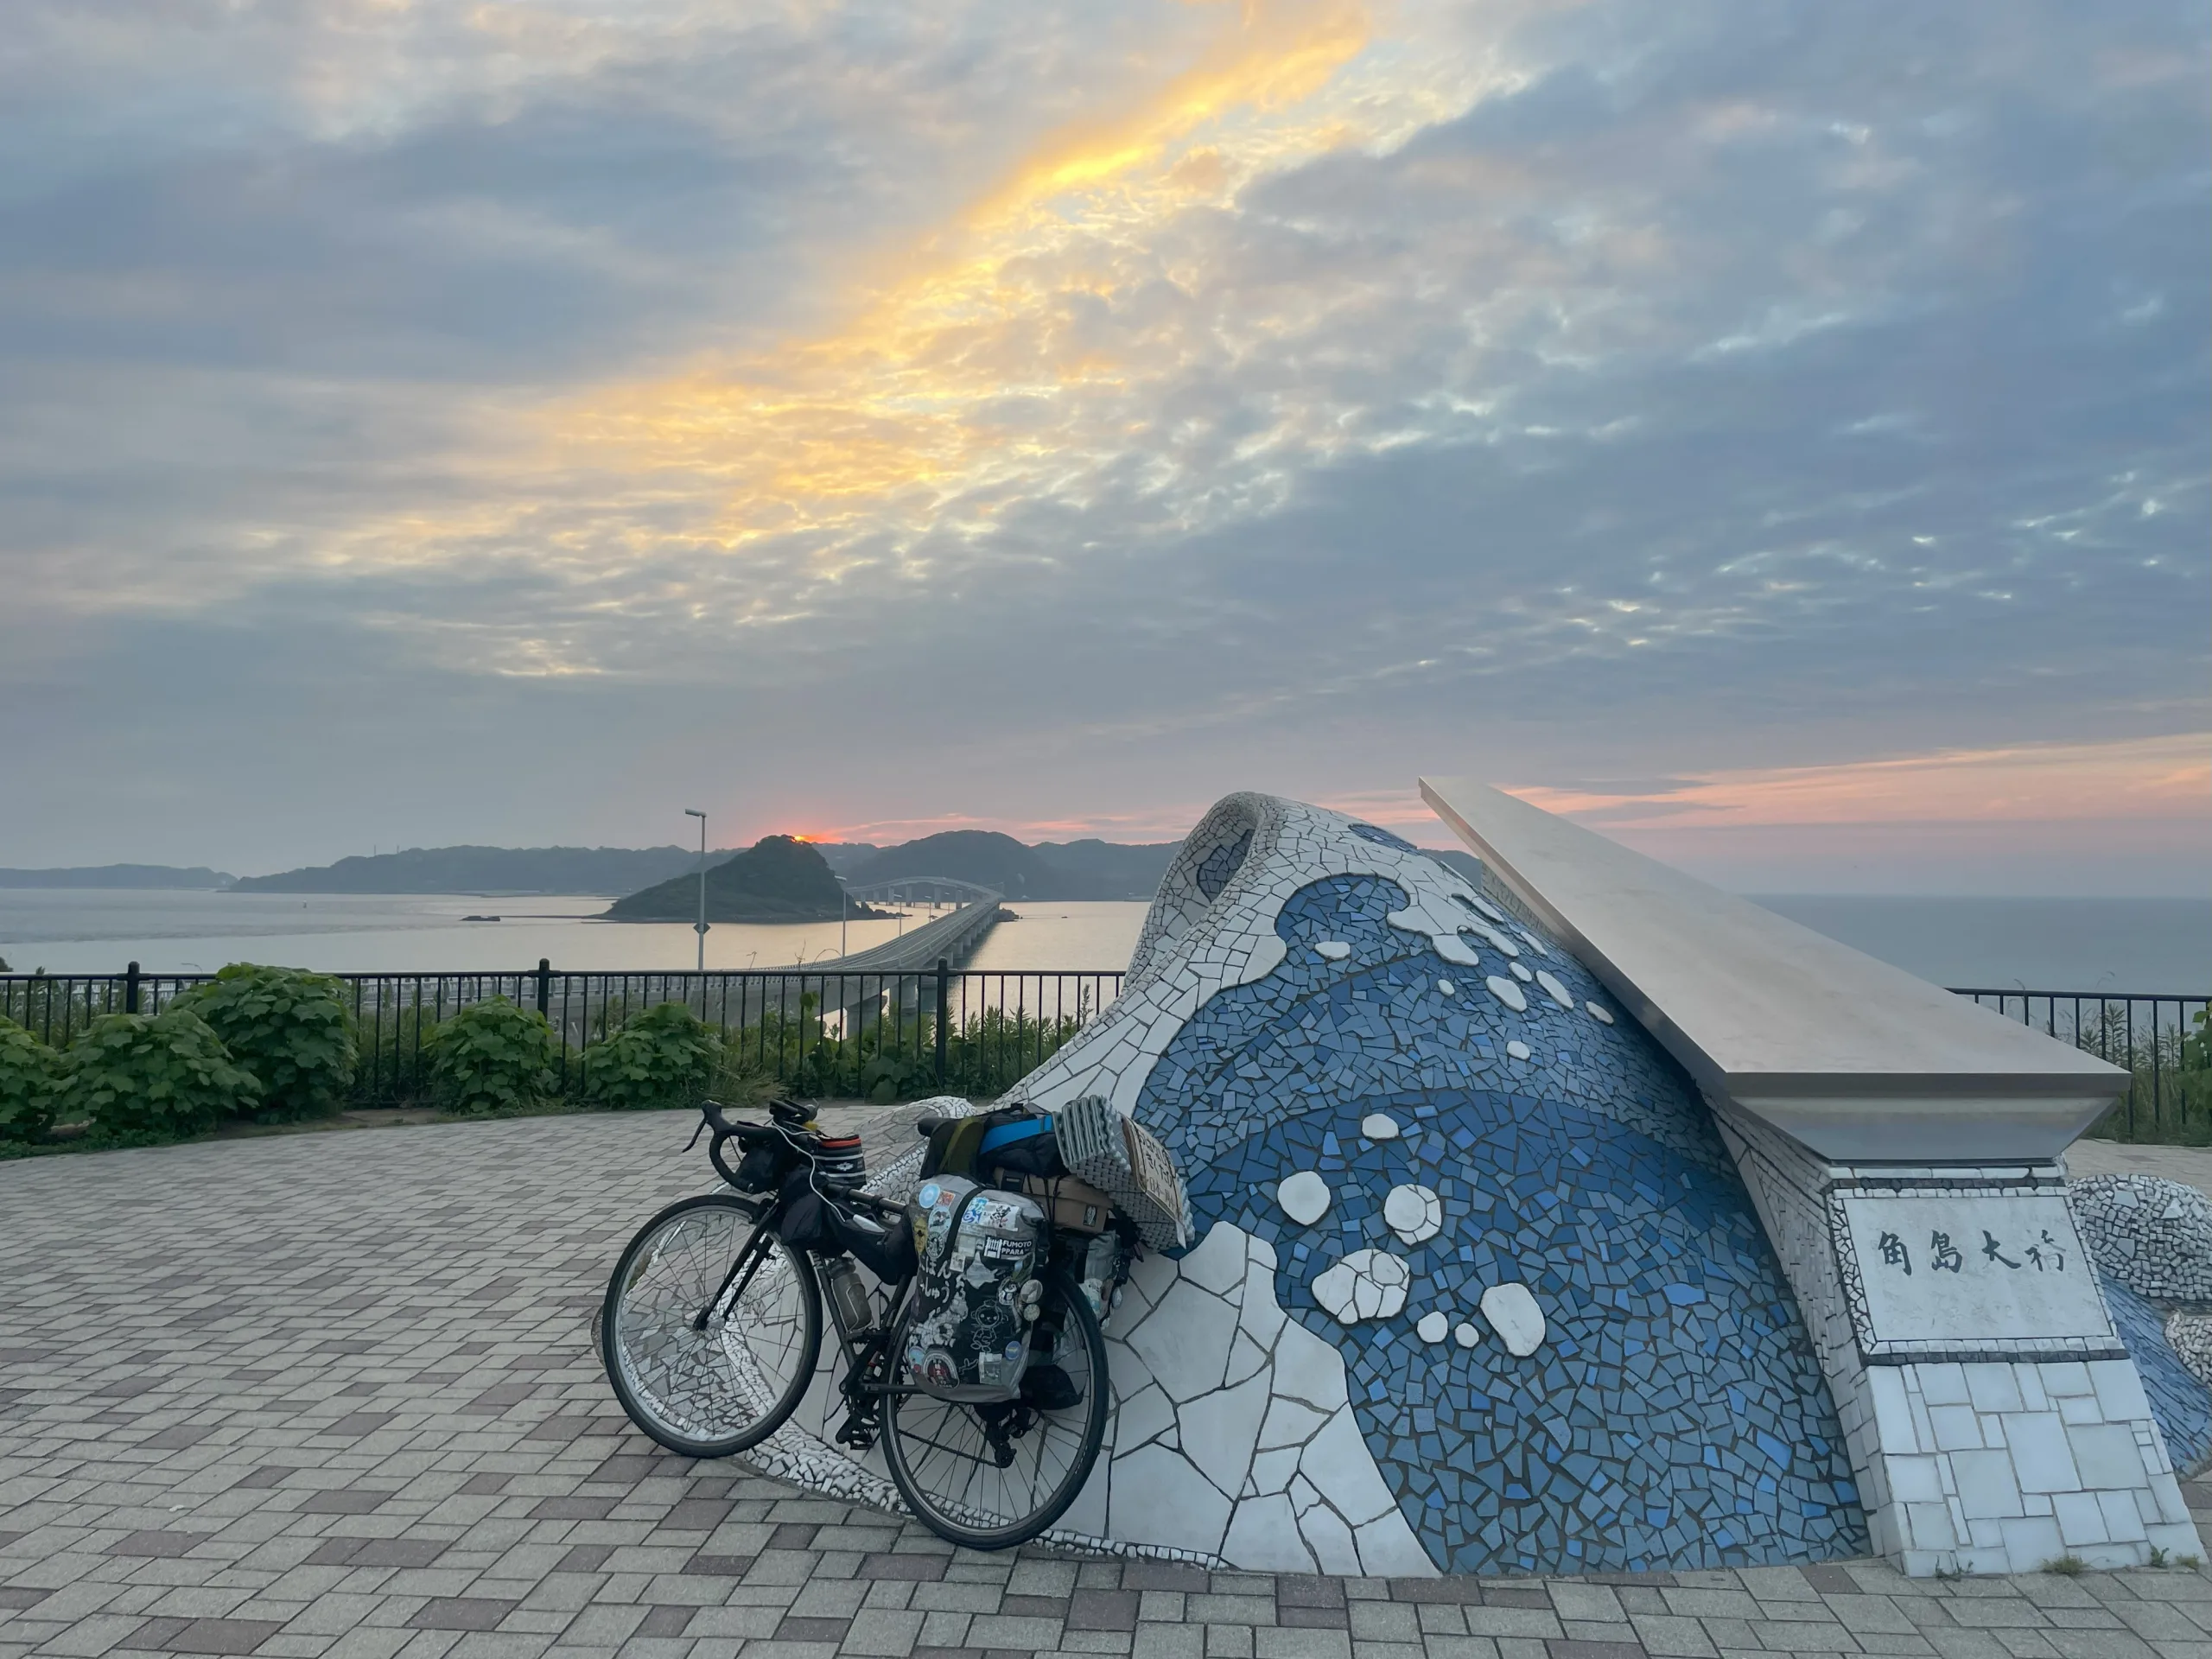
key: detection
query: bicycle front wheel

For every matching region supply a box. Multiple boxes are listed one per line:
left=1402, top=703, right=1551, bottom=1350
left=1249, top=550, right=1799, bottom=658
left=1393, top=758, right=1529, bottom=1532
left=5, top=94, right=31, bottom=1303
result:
left=880, top=1268, right=1109, bottom=1549
left=601, top=1192, right=822, bottom=1458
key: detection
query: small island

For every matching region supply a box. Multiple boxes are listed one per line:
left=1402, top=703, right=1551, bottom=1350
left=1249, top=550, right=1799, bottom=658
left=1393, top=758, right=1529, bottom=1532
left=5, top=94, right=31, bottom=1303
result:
left=601, top=835, right=887, bottom=924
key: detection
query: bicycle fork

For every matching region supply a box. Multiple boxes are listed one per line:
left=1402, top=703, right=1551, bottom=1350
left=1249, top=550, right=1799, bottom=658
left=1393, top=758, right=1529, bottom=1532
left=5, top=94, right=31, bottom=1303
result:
left=695, top=1228, right=774, bottom=1332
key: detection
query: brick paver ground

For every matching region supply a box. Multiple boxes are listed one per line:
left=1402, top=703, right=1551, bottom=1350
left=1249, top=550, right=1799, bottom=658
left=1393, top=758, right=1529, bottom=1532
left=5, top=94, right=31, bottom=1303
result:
left=5, top=1111, right=2211, bottom=1659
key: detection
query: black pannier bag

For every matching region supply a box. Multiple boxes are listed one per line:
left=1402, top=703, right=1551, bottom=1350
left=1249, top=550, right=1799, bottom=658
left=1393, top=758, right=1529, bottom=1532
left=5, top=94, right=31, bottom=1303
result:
left=901, top=1175, right=1046, bottom=1402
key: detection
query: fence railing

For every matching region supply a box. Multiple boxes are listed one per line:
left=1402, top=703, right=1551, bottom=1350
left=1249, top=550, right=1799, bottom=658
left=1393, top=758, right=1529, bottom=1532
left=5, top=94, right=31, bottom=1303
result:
left=0, top=961, right=1125, bottom=1106
left=1952, top=990, right=2210, bottom=1143
left=4, top=967, right=2205, bottom=1135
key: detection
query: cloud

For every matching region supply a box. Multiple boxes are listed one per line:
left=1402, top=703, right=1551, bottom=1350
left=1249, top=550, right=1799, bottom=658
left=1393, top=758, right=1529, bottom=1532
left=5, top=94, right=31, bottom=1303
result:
left=0, top=0, right=2204, bottom=877
left=1507, top=734, right=2212, bottom=828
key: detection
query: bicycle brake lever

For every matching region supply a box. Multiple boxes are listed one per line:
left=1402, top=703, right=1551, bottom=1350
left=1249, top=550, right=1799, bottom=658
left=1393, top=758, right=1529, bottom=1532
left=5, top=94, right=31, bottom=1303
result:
left=683, top=1117, right=707, bottom=1154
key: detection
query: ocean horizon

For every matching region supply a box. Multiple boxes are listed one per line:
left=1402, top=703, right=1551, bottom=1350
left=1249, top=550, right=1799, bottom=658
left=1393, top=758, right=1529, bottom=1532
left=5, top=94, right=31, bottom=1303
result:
left=0, top=888, right=2203, bottom=994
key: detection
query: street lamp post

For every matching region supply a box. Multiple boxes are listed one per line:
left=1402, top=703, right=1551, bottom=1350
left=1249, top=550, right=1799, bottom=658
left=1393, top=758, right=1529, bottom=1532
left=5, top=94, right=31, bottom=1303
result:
left=683, top=809, right=708, bottom=976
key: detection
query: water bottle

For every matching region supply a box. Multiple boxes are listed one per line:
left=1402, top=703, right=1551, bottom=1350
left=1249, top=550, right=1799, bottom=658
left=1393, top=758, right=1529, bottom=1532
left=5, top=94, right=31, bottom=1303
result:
left=819, top=1256, right=875, bottom=1334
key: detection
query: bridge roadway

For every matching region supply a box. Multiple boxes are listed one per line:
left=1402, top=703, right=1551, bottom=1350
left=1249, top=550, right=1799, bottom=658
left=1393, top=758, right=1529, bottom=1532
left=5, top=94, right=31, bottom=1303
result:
left=808, top=880, right=1005, bottom=975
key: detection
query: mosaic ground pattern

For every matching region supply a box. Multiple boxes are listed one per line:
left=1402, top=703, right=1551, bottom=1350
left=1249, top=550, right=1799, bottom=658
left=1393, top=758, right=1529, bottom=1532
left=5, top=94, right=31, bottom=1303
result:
left=1134, top=867, right=1869, bottom=1574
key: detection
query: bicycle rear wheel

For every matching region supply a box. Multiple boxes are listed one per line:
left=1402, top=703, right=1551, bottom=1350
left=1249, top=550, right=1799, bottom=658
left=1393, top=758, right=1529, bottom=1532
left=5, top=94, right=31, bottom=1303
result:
left=880, top=1267, right=1109, bottom=1548
left=601, top=1193, right=821, bottom=1458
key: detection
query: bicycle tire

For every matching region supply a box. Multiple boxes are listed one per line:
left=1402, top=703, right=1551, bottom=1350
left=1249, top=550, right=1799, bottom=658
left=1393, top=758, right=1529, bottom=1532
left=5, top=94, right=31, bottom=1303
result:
left=880, top=1266, right=1109, bottom=1549
left=601, top=1192, right=822, bottom=1458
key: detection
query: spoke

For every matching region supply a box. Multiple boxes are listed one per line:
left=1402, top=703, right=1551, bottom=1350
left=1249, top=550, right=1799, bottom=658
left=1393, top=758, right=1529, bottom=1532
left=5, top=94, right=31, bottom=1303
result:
left=612, top=1208, right=809, bottom=1446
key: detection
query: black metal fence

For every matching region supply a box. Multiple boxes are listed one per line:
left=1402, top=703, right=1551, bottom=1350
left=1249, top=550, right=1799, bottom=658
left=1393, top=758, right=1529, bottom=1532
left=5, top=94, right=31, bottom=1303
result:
left=1955, top=990, right=2210, bottom=1142
left=0, top=961, right=1124, bottom=1106
left=5, top=967, right=2205, bottom=1135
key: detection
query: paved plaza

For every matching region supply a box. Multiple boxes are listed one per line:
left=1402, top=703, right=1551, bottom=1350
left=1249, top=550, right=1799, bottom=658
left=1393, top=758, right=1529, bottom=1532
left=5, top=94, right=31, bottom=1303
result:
left=4, top=1112, right=2211, bottom=1659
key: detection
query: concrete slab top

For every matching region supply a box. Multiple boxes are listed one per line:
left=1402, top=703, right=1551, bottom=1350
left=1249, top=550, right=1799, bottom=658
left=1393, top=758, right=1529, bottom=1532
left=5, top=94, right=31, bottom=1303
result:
left=1421, top=776, right=2126, bottom=1161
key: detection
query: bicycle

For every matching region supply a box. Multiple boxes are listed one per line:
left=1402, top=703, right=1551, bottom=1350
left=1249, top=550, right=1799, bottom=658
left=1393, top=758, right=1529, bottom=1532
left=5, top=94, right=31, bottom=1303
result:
left=600, top=1097, right=1120, bottom=1549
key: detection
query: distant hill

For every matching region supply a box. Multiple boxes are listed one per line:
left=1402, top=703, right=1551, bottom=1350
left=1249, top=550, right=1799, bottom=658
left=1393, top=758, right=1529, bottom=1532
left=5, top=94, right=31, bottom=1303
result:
left=1033, top=840, right=1180, bottom=899
left=846, top=831, right=1066, bottom=899
left=216, top=831, right=1482, bottom=903
left=842, top=830, right=1179, bottom=900
left=810, top=843, right=880, bottom=879
left=842, top=830, right=1476, bottom=901
left=0, top=864, right=235, bottom=889
left=233, top=845, right=731, bottom=895
left=604, top=836, right=887, bottom=923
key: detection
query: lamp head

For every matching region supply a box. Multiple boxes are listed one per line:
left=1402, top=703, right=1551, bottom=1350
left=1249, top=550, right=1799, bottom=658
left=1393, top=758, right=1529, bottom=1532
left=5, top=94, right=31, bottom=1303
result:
left=683, top=808, right=706, bottom=819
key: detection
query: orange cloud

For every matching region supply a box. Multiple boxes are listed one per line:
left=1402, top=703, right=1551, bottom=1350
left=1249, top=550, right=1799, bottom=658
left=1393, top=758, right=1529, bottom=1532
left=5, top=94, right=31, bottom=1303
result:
left=553, top=0, right=1377, bottom=553
left=1503, top=734, right=2211, bottom=828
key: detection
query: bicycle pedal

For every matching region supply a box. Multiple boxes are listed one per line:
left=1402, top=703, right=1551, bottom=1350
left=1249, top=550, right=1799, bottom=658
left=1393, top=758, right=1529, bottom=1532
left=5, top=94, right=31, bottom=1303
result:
left=833, top=1414, right=877, bottom=1452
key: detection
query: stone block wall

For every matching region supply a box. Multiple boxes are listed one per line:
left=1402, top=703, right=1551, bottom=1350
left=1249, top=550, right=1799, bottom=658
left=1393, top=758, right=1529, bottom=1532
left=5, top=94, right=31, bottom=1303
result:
left=1714, top=1103, right=2200, bottom=1573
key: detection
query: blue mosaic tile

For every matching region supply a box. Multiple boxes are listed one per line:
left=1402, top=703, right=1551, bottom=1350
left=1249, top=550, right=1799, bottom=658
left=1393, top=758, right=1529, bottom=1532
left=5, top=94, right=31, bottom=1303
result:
left=2104, top=1274, right=2212, bottom=1472
left=1134, top=869, right=1869, bottom=1574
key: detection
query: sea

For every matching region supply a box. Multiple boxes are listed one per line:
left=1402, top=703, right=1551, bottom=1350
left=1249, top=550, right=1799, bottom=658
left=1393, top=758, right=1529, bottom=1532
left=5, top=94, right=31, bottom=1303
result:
left=0, top=890, right=2203, bottom=994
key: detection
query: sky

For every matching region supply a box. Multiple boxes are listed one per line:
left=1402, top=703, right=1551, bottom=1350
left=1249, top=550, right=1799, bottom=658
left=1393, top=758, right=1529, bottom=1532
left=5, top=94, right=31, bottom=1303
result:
left=2, top=0, right=2206, bottom=893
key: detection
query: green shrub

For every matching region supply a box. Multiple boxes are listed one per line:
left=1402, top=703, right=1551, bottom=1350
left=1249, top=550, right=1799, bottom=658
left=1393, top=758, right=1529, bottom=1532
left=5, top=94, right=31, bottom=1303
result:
left=60, top=1008, right=261, bottom=1140
left=173, top=963, right=358, bottom=1121
left=584, top=1001, right=721, bottom=1111
left=424, top=997, right=557, bottom=1116
left=0, top=1015, right=61, bottom=1142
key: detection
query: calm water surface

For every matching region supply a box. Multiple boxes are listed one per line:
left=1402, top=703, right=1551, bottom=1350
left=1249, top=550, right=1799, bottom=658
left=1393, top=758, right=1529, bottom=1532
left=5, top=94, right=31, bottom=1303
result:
left=0, top=890, right=1152, bottom=976
left=2, top=889, right=2200, bottom=993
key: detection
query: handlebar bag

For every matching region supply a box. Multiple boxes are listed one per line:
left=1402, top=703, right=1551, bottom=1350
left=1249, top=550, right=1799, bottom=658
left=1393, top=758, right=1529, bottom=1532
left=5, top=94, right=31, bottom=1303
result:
left=902, top=1175, right=1046, bottom=1402
left=771, top=1167, right=836, bottom=1252
left=729, top=1139, right=784, bottom=1194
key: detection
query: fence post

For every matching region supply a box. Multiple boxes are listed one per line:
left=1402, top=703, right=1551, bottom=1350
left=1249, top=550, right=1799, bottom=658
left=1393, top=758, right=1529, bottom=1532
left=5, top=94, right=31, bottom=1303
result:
left=934, top=957, right=950, bottom=1087
left=536, top=958, right=551, bottom=1017
left=124, top=960, right=142, bottom=1014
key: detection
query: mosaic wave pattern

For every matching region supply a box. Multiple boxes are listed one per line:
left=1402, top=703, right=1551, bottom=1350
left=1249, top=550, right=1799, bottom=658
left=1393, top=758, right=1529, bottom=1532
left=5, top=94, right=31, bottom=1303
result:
left=2075, top=1173, right=2212, bottom=1472
left=1139, top=875, right=1866, bottom=1573
left=1001, top=793, right=1867, bottom=1573
left=2101, top=1276, right=2212, bottom=1475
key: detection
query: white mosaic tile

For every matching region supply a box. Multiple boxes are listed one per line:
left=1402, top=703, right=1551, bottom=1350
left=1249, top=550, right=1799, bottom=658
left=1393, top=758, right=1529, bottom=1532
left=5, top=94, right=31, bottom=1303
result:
left=1478, top=1281, right=1546, bottom=1357
left=1276, top=1169, right=1332, bottom=1225
left=1382, top=1183, right=1442, bottom=1245
left=1313, top=1248, right=1410, bottom=1322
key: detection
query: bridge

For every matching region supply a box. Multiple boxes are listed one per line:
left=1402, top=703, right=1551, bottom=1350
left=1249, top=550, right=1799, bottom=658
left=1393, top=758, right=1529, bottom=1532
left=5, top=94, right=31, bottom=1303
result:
left=825, top=876, right=1005, bottom=972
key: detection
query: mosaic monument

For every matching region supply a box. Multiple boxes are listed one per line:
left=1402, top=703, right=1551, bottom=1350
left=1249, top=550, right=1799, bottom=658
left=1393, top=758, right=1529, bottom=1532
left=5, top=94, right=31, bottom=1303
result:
left=750, top=786, right=2211, bottom=1576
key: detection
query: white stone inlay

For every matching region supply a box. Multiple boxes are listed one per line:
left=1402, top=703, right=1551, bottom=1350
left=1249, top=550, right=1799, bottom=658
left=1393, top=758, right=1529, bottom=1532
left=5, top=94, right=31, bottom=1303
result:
left=1313, top=1249, right=1409, bottom=1322
left=1383, top=1185, right=1442, bottom=1245
left=1276, top=1171, right=1332, bottom=1227
left=1479, top=1282, right=1547, bottom=1357
left=1485, top=976, right=1528, bottom=1013
left=1586, top=1001, right=1614, bottom=1024
left=1535, top=970, right=1573, bottom=1008
left=1360, top=1113, right=1401, bottom=1141
left=1416, top=1311, right=1449, bottom=1344
left=1452, top=1321, right=1479, bottom=1348
left=1436, top=979, right=1456, bottom=996
left=1510, top=961, right=1534, bottom=982
left=1505, top=1040, right=1531, bottom=1061
left=1315, top=940, right=1351, bottom=961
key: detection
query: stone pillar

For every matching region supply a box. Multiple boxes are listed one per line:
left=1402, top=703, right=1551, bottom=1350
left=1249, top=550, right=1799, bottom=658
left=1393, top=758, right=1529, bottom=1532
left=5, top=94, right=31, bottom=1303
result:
left=1714, top=1101, right=2196, bottom=1574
